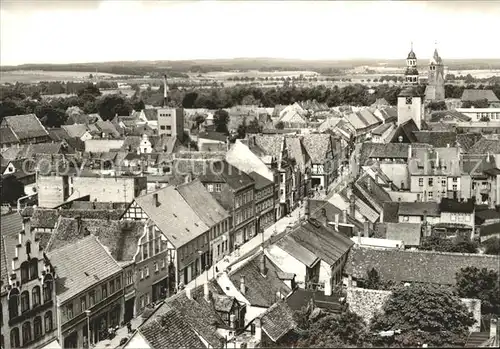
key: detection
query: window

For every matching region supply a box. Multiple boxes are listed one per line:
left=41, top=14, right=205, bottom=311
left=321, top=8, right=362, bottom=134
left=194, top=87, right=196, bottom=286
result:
left=34, top=317, right=42, bottom=339
left=80, top=296, right=86, bottom=312
left=110, top=280, right=115, bottom=294
left=418, top=178, right=423, bottom=187
left=452, top=184, right=457, bottom=191
left=21, top=262, right=29, bottom=283
left=89, top=291, right=95, bottom=307
left=66, top=304, right=73, bottom=319
left=145, top=293, right=150, bottom=305
left=161, top=258, right=165, bottom=269
left=154, top=261, right=159, bottom=273
left=428, top=178, right=434, bottom=186
left=465, top=215, right=470, bottom=222
left=142, top=244, right=149, bottom=260
left=139, top=296, right=145, bottom=309
left=29, top=259, right=38, bottom=281
left=215, top=183, right=222, bottom=192
left=404, top=216, right=409, bottom=222
left=26, top=241, right=31, bottom=255
left=101, top=285, right=108, bottom=299
left=451, top=214, right=456, bottom=221
left=406, top=97, right=412, bottom=105
left=453, top=177, right=457, bottom=182
left=145, top=266, right=150, bottom=278
left=458, top=215, right=463, bottom=222
left=20, top=292, right=30, bottom=313
left=10, top=328, right=20, bottom=348
left=116, top=277, right=121, bottom=290
left=160, top=125, right=166, bottom=130
left=207, top=184, right=214, bottom=192
left=127, top=270, right=134, bottom=285
left=441, top=180, right=446, bottom=187
left=428, top=192, right=433, bottom=199
left=32, top=286, right=41, bottom=307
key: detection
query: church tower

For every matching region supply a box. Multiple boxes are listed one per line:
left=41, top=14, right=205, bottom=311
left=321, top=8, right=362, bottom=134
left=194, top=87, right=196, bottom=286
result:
left=157, top=74, right=185, bottom=142
left=404, top=42, right=419, bottom=85
left=398, top=43, right=424, bottom=129
left=425, top=43, right=445, bottom=101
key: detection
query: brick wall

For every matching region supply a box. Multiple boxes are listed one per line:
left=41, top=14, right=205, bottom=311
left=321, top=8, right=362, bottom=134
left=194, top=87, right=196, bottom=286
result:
left=346, top=286, right=481, bottom=332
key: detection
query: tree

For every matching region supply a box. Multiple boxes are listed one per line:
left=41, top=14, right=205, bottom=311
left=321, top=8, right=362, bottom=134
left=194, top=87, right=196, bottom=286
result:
left=483, top=237, right=500, bottom=255
left=77, top=83, right=101, bottom=98
left=182, top=91, right=199, bottom=108
left=0, top=175, right=25, bottom=205
left=131, top=98, right=145, bottom=112
left=96, top=94, right=132, bottom=121
left=370, top=284, right=475, bottom=347
left=427, top=100, right=447, bottom=111
left=363, top=268, right=394, bottom=291
left=236, top=117, right=247, bottom=139
left=213, top=109, right=229, bottom=134
left=456, top=266, right=499, bottom=316
left=292, top=306, right=368, bottom=348
left=35, top=104, right=67, bottom=128
left=194, top=114, right=206, bottom=128
left=275, top=121, right=285, bottom=129
left=248, top=117, right=262, bottom=133
left=462, top=98, right=489, bottom=108
left=420, top=234, right=478, bottom=254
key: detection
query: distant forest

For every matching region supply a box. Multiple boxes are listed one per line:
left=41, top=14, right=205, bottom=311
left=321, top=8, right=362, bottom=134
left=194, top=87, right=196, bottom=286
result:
left=2, top=58, right=500, bottom=76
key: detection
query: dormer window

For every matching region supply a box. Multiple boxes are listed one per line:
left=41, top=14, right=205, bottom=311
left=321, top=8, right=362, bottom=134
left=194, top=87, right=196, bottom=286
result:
left=25, top=242, right=31, bottom=255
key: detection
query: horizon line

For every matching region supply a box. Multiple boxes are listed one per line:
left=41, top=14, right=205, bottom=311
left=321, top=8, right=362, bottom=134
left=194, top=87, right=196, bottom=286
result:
left=2, top=56, right=500, bottom=68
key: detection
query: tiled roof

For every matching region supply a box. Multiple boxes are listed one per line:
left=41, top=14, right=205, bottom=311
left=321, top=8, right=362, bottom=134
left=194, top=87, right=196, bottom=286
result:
left=213, top=293, right=236, bottom=313
left=462, top=154, right=497, bottom=175
left=413, top=131, right=457, bottom=148
left=390, top=119, right=419, bottom=143
left=309, top=200, right=363, bottom=231
left=354, top=173, right=392, bottom=212
left=358, top=109, right=381, bottom=127
left=138, top=308, right=205, bottom=349
left=276, top=235, right=319, bottom=267
left=229, top=252, right=290, bottom=307
left=383, top=202, right=400, bottom=223
left=457, top=133, right=483, bottom=151
left=0, top=127, right=19, bottom=144
left=48, top=128, right=70, bottom=142
left=31, top=209, right=59, bottom=229
left=135, top=186, right=209, bottom=248
left=287, top=220, right=354, bottom=266
left=61, top=124, right=89, bottom=138
left=260, top=301, right=297, bottom=342
left=198, top=131, right=228, bottom=142
left=46, top=217, right=145, bottom=262
left=476, top=209, right=500, bottom=223
left=95, top=120, right=120, bottom=138
left=47, top=235, right=122, bottom=303
left=286, top=288, right=342, bottom=313
left=358, top=142, right=412, bottom=165
left=385, top=222, right=422, bottom=246
left=430, top=110, right=471, bottom=123
left=248, top=171, right=273, bottom=191
left=0, top=212, right=23, bottom=236
left=467, top=137, right=500, bottom=154
left=371, top=98, right=390, bottom=107
left=143, top=109, right=158, bottom=121
left=345, top=246, right=500, bottom=285
left=176, top=179, right=230, bottom=227
left=201, top=160, right=255, bottom=191
left=284, top=135, right=310, bottom=172
left=371, top=123, right=393, bottom=136
left=398, top=202, right=440, bottom=216
left=253, top=135, right=284, bottom=159
left=300, top=133, right=332, bottom=164
left=318, top=117, right=342, bottom=133
left=481, top=222, right=500, bottom=236
left=439, top=198, right=474, bottom=213
left=461, top=89, right=500, bottom=102
left=3, top=114, right=49, bottom=140
left=345, top=112, right=367, bottom=130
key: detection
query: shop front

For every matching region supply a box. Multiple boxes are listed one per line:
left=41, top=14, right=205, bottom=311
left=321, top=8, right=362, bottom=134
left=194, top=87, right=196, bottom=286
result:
left=152, top=277, right=168, bottom=303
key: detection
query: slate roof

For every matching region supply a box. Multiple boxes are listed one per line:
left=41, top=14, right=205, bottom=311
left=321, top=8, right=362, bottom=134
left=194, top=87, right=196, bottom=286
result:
left=461, top=89, right=500, bottom=102
left=2, top=114, right=49, bottom=140
left=259, top=301, right=297, bottom=342
left=413, top=131, right=457, bottom=148
left=476, top=209, right=500, bottom=224
left=344, top=246, right=500, bottom=285
left=138, top=308, right=205, bottom=349
left=439, top=198, right=474, bottom=214
left=300, top=133, right=332, bottom=164
left=46, top=217, right=145, bottom=262
left=0, top=211, right=23, bottom=236
left=176, top=179, right=230, bottom=227
left=385, top=222, right=422, bottom=246
left=467, top=137, right=500, bottom=154
left=47, top=235, right=123, bottom=302
left=134, top=186, right=209, bottom=248
left=0, top=127, right=19, bottom=144
left=248, top=171, right=273, bottom=191
left=229, top=251, right=290, bottom=307
left=481, top=222, right=500, bottom=236
left=398, top=202, right=440, bottom=217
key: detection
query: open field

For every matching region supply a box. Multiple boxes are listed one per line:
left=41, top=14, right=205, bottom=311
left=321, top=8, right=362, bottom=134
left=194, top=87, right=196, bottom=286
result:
left=193, top=70, right=320, bottom=80
left=447, top=69, right=500, bottom=78
left=0, top=70, right=123, bottom=83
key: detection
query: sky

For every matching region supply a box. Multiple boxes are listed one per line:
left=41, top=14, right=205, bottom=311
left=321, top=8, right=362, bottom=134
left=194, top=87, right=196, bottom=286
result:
left=1, top=0, right=500, bottom=65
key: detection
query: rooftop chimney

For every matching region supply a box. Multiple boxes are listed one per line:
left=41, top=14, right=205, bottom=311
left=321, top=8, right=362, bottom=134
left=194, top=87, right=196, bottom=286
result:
left=408, top=145, right=412, bottom=160
left=486, top=152, right=491, bottom=163
left=367, top=178, right=372, bottom=192
left=204, top=282, right=211, bottom=303
left=186, top=287, right=192, bottom=300
left=374, top=173, right=379, bottom=184
left=153, top=193, right=160, bottom=207
left=260, top=251, right=267, bottom=277
left=334, top=213, right=339, bottom=231
left=342, top=209, right=347, bottom=224
left=349, top=195, right=356, bottom=217
left=240, top=276, right=246, bottom=295
left=163, top=74, right=168, bottom=108
left=254, top=318, right=262, bottom=342
left=230, top=314, right=236, bottom=329
left=363, top=220, right=369, bottom=237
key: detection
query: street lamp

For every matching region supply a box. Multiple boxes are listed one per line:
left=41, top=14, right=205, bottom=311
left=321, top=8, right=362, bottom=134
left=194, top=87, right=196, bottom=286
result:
left=84, top=310, right=91, bottom=348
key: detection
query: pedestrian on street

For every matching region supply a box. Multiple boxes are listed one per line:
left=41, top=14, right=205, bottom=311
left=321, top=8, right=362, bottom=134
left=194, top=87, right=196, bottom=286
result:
left=127, top=321, right=132, bottom=333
